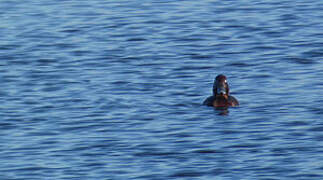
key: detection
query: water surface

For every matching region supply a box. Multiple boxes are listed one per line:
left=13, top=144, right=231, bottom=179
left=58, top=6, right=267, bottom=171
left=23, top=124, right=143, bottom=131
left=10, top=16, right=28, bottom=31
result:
left=1, top=0, right=323, bottom=179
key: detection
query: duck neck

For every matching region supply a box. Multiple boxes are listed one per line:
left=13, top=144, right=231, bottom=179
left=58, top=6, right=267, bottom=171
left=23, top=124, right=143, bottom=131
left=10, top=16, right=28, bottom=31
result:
left=215, top=94, right=230, bottom=107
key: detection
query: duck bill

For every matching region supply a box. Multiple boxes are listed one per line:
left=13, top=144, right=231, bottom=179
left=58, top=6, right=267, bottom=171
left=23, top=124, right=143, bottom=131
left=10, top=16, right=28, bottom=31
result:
left=217, top=86, right=227, bottom=96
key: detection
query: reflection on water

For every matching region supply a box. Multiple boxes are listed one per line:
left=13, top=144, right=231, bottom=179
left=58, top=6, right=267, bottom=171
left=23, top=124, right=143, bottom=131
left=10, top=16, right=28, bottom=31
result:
left=1, top=0, right=323, bottom=179
left=215, top=107, right=230, bottom=116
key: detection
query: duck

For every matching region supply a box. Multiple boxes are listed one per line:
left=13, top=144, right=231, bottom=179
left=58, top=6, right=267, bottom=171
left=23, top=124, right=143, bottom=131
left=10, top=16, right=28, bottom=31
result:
left=203, top=74, right=239, bottom=107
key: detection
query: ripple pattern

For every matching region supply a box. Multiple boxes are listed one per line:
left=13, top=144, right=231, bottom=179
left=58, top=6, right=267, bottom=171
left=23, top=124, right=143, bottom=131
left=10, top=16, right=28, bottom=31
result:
left=1, top=0, right=323, bottom=179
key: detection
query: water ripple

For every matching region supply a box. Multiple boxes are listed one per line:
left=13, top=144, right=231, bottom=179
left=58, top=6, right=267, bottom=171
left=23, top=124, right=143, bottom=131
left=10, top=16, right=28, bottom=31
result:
left=1, top=0, right=323, bottom=179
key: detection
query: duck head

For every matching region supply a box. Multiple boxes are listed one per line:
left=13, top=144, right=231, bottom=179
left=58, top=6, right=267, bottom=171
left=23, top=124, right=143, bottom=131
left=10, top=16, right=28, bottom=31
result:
left=213, top=74, right=229, bottom=98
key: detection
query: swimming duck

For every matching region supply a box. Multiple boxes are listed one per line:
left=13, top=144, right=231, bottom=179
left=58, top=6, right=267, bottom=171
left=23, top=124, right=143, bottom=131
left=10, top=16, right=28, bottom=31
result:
left=203, top=74, right=239, bottom=107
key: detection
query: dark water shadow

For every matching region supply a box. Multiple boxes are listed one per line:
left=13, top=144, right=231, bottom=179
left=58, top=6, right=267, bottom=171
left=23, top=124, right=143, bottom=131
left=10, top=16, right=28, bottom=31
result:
left=214, top=107, right=229, bottom=116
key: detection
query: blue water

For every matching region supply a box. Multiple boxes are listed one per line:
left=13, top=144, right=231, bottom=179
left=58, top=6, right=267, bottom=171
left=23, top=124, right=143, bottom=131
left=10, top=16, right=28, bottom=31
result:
left=1, top=0, right=323, bottom=179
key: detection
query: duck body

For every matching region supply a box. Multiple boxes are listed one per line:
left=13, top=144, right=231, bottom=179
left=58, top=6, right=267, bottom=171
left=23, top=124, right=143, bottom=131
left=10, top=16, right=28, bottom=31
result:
left=203, top=74, right=239, bottom=108
left=203, top=94, right=239, bottom=107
